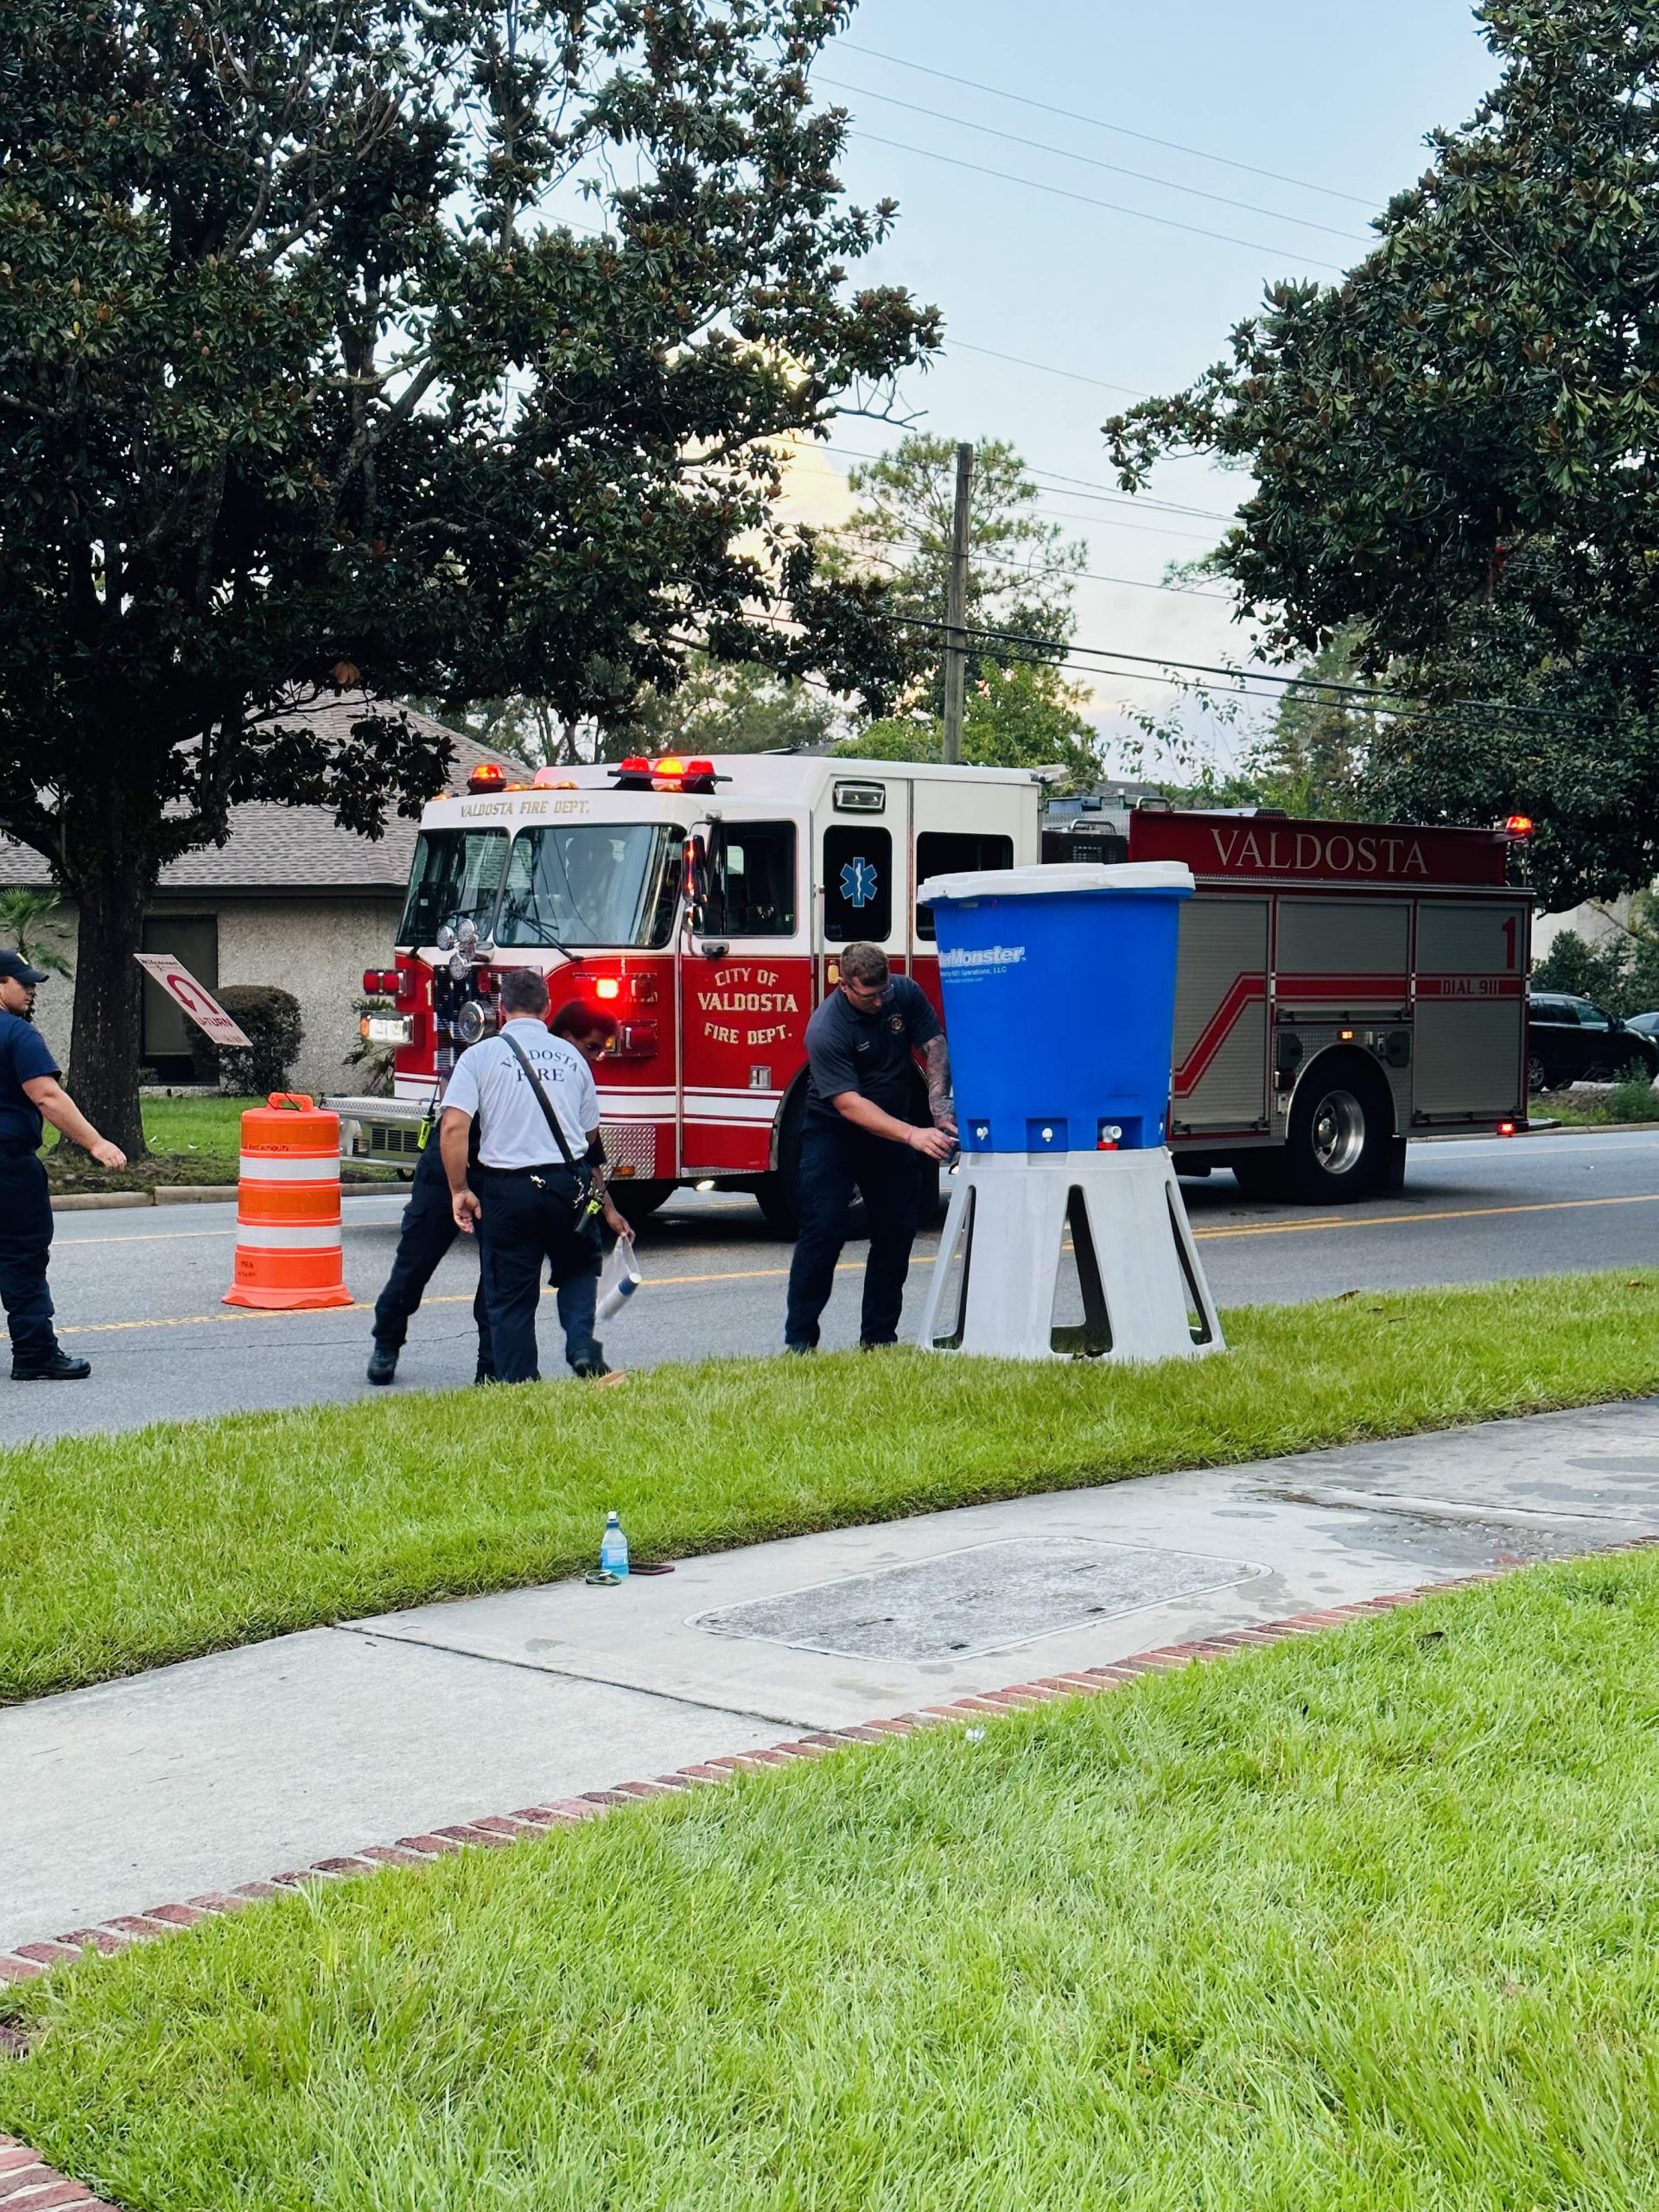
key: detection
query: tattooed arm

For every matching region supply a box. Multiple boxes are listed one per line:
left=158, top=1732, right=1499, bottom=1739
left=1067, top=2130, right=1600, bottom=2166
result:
left=923, top=1033, right=956, bottom=1134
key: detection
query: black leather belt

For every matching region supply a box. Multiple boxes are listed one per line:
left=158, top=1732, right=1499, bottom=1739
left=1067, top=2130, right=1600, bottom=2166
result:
left=473, top=1160, right=572, bottom=1179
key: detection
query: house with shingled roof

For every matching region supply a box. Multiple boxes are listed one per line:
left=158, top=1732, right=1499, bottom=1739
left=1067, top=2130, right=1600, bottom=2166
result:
left=0, top=701, right=527, bottom=1095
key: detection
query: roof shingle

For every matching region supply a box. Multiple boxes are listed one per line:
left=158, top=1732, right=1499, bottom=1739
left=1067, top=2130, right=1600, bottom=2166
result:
left=0, top=700, right=530, bottom=895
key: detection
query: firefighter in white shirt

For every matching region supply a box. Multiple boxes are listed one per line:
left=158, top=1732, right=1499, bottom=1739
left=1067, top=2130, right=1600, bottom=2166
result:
left=440, top=965, right=631, bottom=1382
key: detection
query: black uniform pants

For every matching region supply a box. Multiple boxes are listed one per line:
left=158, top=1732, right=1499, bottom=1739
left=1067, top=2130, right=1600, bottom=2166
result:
left=785, top=1119, right=920, bottom=1351
left=372, top=1137, right=493, bottom=1374
left=474, top=1165, right=601, bottom=1384
left=0, top=1146, right=59, bottom=1372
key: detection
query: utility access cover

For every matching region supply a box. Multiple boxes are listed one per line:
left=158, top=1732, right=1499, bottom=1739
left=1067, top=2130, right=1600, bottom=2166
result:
left=692, top=1539, right=1262, bottom=1664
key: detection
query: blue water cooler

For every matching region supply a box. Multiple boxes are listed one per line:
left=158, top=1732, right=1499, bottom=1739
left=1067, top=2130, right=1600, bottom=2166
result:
left=916, top=861, right=1224, bottom=1364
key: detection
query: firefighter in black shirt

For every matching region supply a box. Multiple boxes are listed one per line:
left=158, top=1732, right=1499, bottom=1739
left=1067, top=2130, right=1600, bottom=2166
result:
left=784, top=941, right=955, bottom=1352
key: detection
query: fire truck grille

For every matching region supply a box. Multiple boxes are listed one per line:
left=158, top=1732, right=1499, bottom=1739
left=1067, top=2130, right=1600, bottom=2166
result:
left=602, top=1120, right=658, bottom=1179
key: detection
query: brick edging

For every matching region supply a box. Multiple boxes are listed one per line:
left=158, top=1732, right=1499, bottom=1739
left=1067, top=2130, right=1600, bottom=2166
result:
left=17, top=1546, right=1659, bottom=1990
left=0, top=2134, right=118, bottom=2208
left=5, top=1539, right=1656, bottom=2208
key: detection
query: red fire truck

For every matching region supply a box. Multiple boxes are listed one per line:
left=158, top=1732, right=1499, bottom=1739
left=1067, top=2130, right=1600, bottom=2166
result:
left=327, top=753, right=1532, bottom=1222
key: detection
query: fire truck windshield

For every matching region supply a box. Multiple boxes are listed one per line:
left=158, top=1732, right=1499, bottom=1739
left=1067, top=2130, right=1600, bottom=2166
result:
left=494, top=823, right=683, bottom=950
left=397, top=828, right=509, bottom=946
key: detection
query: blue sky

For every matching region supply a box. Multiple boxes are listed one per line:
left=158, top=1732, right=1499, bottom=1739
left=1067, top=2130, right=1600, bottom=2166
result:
left=804, top=1, right=1502, bottom=761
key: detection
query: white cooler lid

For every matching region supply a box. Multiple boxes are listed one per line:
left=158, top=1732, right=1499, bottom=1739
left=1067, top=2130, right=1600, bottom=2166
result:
left=917, top=860, right=1194, bottom=904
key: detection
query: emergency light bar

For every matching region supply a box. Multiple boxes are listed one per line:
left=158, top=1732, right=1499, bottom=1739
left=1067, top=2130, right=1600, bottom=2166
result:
left=610, top=755, right=725, bottom=794
left=466, top=762, right=507, bottom=792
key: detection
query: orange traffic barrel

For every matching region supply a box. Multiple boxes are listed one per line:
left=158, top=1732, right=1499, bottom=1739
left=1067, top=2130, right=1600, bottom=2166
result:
left=224, top=1094, right=353, bottom=1311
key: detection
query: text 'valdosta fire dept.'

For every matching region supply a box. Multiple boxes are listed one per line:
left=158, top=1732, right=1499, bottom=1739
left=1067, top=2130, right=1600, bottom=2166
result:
left=328, top=753, right=1534, bottom=1226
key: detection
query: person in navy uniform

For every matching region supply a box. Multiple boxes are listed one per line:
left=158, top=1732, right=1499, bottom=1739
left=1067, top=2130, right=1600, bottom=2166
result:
left=0, top=949, right=127, bottom=1381
left=784, top=940, right=955, bottom=1353
left=440, top=967, right=632, bottom=1383
left=367, top=1001, right=623, bottom=1387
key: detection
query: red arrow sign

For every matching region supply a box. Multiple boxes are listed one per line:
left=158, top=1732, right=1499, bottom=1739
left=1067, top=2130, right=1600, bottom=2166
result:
left=133, top=955, right=252, bottom=1047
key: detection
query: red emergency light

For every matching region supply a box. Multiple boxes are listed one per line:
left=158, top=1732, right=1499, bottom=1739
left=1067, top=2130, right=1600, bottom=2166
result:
left=610, top=754, right=722, bottom=793
left=467, top=763, right=507, bottom=792
left=1502, top=813, right=1534, bottom=838
left=360, top=968, right=400, bottom=995
left=1497, top=1119, right=1517, bottom=1137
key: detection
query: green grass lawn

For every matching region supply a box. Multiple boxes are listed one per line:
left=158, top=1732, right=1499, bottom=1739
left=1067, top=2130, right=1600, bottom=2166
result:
left=1530, top=1078, right=1659, bottom=1127
left=135, top=1091, right=252, bottom=1164
left=9, top=1548, right=1659, bottom=2209
left=3, top=1269, right=1658, bottom=1707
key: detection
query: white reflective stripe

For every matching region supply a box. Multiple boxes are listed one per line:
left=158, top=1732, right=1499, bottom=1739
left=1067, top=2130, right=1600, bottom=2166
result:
left=683, top=1091, right=781, bottom=1122
left=232, top=1221, right=342, bottom=1249
left=595, top=1088, right=677, bottom=1115
left=239, top=1154, right=341, bottom=1182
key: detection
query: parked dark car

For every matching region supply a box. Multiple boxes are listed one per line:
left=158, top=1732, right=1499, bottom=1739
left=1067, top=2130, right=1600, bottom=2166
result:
left=1526, top=993, right=1659, bottom=1091
left=1625, top=1010, right=1659, bottom=1045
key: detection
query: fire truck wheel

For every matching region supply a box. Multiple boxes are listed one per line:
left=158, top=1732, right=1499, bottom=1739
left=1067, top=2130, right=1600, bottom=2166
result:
left=609, top=1180, right=675, bottom=1228
left=756, top=1086, right=808, bottom=1237
left=1283, top=1054, right=1395, bottom=1204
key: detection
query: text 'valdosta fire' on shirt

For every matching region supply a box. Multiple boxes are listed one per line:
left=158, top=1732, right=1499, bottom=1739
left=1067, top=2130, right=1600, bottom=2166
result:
left=441, top=1018, right=599, bottom=1170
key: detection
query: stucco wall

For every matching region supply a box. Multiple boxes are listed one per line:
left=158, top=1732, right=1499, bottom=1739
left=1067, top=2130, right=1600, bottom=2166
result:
left=15, top=895, right=404, bottom=1096
left=1531, top=893, right=1635, bottom=964
left=17, top=910, right=78, bottom=1074
left=210, top=897, right=404, bottom=1095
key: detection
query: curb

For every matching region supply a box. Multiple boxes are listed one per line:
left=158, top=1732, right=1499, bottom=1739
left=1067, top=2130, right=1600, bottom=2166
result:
left=49, top=1187, right=238, bottom=1214
left=6, top=1541, right=1655, bottom=2209
left=50, top=1180, right=400, bottom=1213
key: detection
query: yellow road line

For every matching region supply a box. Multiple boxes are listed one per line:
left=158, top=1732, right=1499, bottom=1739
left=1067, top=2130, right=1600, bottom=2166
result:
left=1192, top=1191, right=1659, bottom=1240
left=51, top=1188, right=1659, bottom=1338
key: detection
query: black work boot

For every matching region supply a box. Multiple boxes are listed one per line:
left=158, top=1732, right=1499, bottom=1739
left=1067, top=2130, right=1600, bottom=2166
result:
left=12, top=1351, right=92, bottom=1382
left=366, top=1343, right=398, bottom=1386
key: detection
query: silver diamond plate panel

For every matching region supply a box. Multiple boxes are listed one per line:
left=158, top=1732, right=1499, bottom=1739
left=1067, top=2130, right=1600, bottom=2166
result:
left=602, top=1120, right=658, bottom=1176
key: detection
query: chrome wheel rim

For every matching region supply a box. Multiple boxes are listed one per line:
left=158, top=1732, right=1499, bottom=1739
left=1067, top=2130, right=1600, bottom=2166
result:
left=1526, top=1054, right=1547, bottom=1093
left=1311, top=1088, right=1366, bottom=1175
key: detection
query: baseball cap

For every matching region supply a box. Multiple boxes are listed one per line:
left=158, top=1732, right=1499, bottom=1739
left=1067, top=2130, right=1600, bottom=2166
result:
left=0, top=950, right=48, bottom=988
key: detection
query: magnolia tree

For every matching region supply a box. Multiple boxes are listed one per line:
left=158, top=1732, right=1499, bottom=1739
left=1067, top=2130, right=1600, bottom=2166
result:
left=0, top=0, right=933, bottom=1152
left=1105, top=0, right=1659, bottom=907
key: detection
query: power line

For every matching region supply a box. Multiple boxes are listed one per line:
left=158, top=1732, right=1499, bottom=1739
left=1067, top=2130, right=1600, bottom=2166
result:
left=855, top=132, right=1346, bottom=273
left=836, top=42, right=1376, bottom=208
left=885, top=611, right=1572, bottom=726
left=946, top=339, right=1149, bottom=399
left=729, top=601, right=1568, bottom=728
left=820, top=75, right=1371, bottom=242
left=818, top=441, right=1231, bottom=522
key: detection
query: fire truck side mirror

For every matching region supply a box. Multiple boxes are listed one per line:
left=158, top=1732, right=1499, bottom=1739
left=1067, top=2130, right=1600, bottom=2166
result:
left=683, top=833, right=710, bottom=927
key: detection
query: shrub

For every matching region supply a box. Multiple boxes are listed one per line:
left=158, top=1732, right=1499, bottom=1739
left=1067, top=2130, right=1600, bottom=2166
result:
left=190, top=985, right=304, bottom=1095
left=1609, top=1069, right=1659, bottom=1122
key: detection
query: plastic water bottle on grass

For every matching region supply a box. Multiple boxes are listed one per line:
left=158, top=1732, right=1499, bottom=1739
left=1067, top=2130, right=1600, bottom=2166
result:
left=599, top=1511, right=630, bottom=1579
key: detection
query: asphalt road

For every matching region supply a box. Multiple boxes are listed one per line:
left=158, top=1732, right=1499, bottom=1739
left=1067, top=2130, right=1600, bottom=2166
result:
left=3, top=1125, right=1656, bottom=1446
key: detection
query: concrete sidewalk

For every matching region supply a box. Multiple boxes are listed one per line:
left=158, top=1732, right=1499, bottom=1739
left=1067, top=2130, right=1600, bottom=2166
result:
left=4, top=1396, right=1659, bottom=1954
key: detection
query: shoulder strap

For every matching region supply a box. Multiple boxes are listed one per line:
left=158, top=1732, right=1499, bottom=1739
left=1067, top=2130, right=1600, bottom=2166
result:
left=500, top=1027, right=580, bottom=1171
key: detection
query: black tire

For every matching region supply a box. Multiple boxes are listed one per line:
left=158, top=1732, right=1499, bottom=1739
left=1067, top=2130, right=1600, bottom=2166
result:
left=1282, top=1052, right=1395, bottom=1204
left=1526, top=1050, right=1548, bottom=1095
left=755, top=1084, right=806, bottom=1236
left=1228, top=1150, right=1290, bottom=1201
left=609, top=1179, right=675, bottom=1229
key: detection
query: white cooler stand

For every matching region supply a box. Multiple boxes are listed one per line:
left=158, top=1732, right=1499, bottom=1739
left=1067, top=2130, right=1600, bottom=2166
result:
left=917, top=1147, right=1224, bottom=1365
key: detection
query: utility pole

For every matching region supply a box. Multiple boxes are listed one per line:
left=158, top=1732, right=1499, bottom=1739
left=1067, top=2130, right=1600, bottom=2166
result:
left=942, top=440, right=974, bottom=765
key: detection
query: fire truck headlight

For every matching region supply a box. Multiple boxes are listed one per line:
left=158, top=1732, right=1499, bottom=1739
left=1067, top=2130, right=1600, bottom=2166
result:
left=454, top=998, right=498, bottom=1046
left=365, top=1015, right=413, bottom=1046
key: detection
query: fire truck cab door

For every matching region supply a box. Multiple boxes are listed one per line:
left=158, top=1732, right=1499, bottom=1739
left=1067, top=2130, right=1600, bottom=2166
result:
left=679, top=811, right=812, bottom=1177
